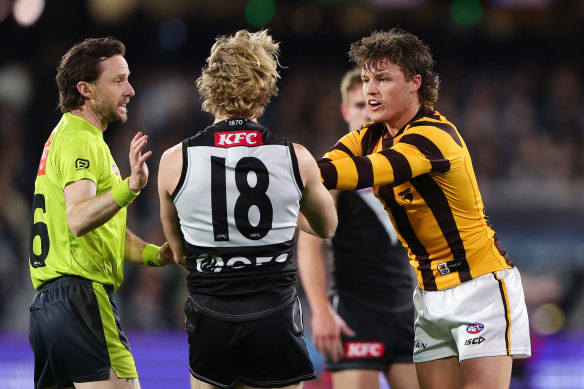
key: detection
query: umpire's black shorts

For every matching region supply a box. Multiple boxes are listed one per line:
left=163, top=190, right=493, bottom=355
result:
left=29, top=276, right=137, bottom=388
left=185, top=295, right=316, bottom=388
left=325, top=294, right=415, bottom=372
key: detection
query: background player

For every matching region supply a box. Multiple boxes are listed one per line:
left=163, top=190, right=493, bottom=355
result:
left=297, top=68, right=419, bottom=389
left=28, top=37, right=174, bottom=389
left=317, top=28, right=531, bottom=389
left=158, top=30, right=337, bottom=389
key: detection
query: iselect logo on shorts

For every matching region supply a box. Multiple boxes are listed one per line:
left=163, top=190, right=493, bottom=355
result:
left=345, top=342, right=384, bottom=358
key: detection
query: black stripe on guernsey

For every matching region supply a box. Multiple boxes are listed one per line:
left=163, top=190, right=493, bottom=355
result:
left=331, top=141, right=354, bottom=157
left=494, top=234, right=515, bottom=267
left=378, top=149, right=412, bottom=186
left=409, top=120, right=463, bottom=147
left=318, top=158, right=338, bottom=190
left=378, top=185, right=436, bottom=290
left=411, top=175, right=472, bottom=284
left=171, top=139, right=189, bottom=200
left=493, top=272, right=512, bottom=355
left=360, top=122, right=386, bottom=155
left=400, top=134, right=450, bottom=173
left=354, top=157, right=373, bottom=188
left=211, top=156, right=229, bottom=241
left=185, top=238, right=294, bottom=256
left=288, top=143, right=304, bottom=193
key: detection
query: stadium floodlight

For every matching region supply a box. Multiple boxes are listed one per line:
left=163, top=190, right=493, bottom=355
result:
left=13, top=0, right=44, bottom=27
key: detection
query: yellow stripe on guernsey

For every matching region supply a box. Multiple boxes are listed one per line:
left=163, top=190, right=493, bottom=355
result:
left=318, top=107, right=514, bottom=291
left=366, top=152, right=394, bottom=187
left=333, top=158, right=359, bottom=189
left=93, top=283, right=138, bottom=378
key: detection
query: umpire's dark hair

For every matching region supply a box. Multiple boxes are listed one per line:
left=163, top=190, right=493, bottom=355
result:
left=56, top=37, right=126, bottom=113
left=349, top=28, right=440, bottom=106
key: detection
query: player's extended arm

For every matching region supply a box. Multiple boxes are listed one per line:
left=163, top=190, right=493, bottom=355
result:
left=64, top=178, right=127, bottom=236
left=294, top=143, right=337, bottom=239
left=64, top=132, right=151, bottom=236
left=123, top=228, right=173, bottom=266
left=297, top=198, right=355, bottom=362
left=319, top=136, right=447, bottom=190
left=158, top=143, right=187, bottom=270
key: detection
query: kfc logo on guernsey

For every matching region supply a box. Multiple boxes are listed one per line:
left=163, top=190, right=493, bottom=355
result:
left=345, top=342, right=385, bottom=358
left=215, top=131, right=263, bottom=148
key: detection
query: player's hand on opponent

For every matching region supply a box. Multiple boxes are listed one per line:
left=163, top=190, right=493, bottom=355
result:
left=311, top=307, right=355, bottom=362
left=157, top=242, right=175, bottom=266
left=158, top=241, right=188, bottom=272
left=128, top=132, right=152, bottom=192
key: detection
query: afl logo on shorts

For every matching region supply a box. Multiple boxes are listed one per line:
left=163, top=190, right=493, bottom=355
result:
left=466, top=322, right=484, bottom=334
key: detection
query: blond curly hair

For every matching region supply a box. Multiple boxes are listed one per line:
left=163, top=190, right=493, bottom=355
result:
left=340, top=68, right=363, bottom=106
left=197, top=30, right=281, bottom=119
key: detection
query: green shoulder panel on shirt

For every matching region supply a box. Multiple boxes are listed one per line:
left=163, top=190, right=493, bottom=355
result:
left=30, top=113, right=128, bottom=291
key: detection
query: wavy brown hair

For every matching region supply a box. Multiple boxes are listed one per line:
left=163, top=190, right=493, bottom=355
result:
left=196, top=30, right=281, bottom=119
left=349, top=28, right=440, bottom=106
left=56, top=37, right=126, bottom=113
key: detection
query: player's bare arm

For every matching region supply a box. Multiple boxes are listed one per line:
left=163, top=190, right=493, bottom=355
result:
left=158, top=143, right=187, bottom=269
left=64, top=179, right=123, bottom=236
left=297, top=223, right=355, bottom=363
left=123, top=229, right=173, bottom=266
left=294, top=143, right=337, bottom=239
left=64, top=132, right=151, bottom=236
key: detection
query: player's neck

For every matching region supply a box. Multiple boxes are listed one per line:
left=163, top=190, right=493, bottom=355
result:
left=72, top=107, right=106, bottom=132
left=385, top=103, right=421, bottom=137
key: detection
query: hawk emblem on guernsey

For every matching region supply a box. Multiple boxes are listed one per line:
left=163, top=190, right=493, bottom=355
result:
left=398, top=188, right=413, bottom=204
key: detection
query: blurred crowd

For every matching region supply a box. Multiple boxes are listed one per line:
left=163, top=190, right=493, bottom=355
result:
left=1, top=18, right=583, bottom=337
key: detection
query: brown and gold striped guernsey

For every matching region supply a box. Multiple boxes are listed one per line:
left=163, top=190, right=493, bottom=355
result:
left=318, top=106, right=514, bottom=291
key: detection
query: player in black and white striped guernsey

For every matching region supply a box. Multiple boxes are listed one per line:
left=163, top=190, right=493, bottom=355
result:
left=158, top=30, right=337, bottom=389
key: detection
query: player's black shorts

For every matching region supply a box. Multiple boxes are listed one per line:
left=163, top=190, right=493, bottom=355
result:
left=325, top=294, right=415, bottom=372
left=29, top=276, right=137, bottom=388
left=184, top=294, right=316, bottom=388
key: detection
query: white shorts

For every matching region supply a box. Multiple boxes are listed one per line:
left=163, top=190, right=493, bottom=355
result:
left=413, top=267, right=531, bottom=363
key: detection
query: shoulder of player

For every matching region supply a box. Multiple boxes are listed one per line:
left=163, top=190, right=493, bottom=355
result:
left=351, top=121, right=383, bottom=138
left=361, top=120, right=381, bottom=131
left=49, top=128, right=102, bottom=162
left=53, top=125, right=102, bottom=150
left=401, top=116, right=463, bottom=147
left=160, top=142, right=183, bottom=166
left=292, top=142, right=312, bottom=161
left=292, top=143, right=320, bottom=179
left=330, top=121, right=383, bottom=154
left=158, top=143, right=183, bottom=193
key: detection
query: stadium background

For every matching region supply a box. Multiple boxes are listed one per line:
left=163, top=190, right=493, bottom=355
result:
left=0, top=0, right=583, bottom=387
